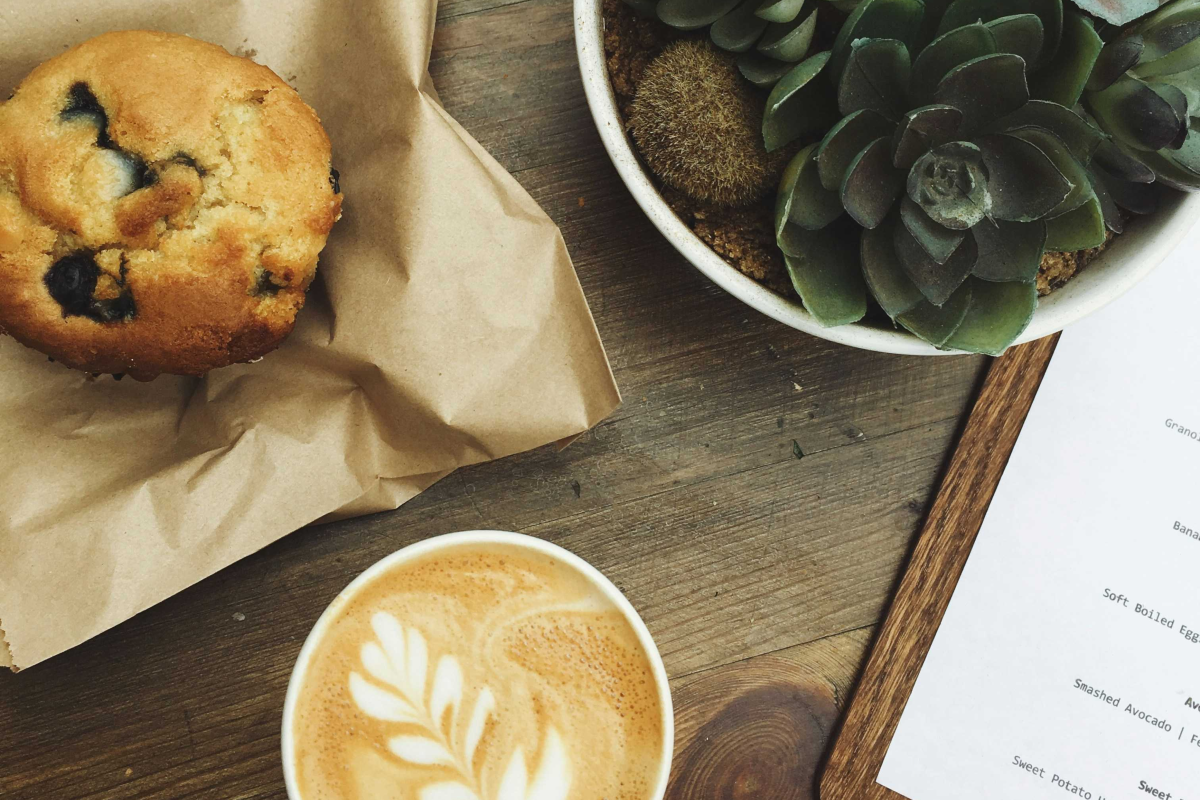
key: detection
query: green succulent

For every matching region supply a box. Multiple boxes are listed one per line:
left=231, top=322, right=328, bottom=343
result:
left=1085, top=0, right=1200, bottom=189
left=769, top=0, right=1151, bottom=355
left=623, top=0, right=823, bottom=92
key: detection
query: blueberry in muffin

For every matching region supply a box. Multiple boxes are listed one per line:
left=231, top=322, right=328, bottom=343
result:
left=0, top=31, right=343, bottom=379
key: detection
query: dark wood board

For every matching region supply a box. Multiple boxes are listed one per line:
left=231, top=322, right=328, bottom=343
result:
left=0, top=0, right=997, bottom=797
left=820, top=334, right=1061, bottom=800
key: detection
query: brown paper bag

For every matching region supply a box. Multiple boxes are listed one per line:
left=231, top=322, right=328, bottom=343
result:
left=0, top=0, right=620, bottom=670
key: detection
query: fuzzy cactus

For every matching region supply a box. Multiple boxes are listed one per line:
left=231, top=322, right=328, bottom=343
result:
left=629, top=40, right=785, bottom=205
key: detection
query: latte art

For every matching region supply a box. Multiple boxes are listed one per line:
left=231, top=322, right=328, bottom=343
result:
left=348, top=612, right=570, bottom=799
left=289, top=542, right=666, bottom=800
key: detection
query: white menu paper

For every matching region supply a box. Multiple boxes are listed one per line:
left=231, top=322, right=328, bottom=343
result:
left=877, top=229, right=1200, bottom=800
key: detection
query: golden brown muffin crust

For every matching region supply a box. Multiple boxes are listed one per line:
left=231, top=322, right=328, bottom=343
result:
left=0, top=30, right=343, bottom=379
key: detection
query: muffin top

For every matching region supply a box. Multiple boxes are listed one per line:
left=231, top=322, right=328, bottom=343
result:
left=0, top=30, right=342, bottom=379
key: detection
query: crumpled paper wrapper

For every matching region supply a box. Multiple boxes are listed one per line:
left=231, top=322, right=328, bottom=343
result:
left=0, top=0, right=620, bottom=670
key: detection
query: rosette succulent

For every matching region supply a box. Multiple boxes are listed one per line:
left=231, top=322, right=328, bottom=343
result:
left=1085, top=0, right=1200, bottom=189
left=770, top=0, right=1147, bottom=355
left=625, top=0, right=823, bottom=90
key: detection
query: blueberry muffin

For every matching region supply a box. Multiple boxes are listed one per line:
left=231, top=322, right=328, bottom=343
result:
left=0, top=31, right=342, bottom=379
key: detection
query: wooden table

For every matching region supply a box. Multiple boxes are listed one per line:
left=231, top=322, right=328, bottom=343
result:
left=0, top=1, right=991, bottom=796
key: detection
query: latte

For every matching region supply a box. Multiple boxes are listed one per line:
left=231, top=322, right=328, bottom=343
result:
left=285, top=535, right=670, bottom=800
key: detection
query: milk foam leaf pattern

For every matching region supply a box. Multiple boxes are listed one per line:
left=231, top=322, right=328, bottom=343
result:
left=1085, top=0, right=1200, bottom=190
left=496, top=730, right=571, bottom=800
left=418, top=731, right=569, bottom=800
left=349, top=612, right=570, bottom=800
left=767, top=0, right=1155, bottom=354
left=391, top=736, right=458, bottom=767
left=349, top=672, right=420, bottom=723
left=463, top=687, right=497, bottom=767
left=431, top=655, right=465, bottom=729
left=422, top=785, right=482, bottom=800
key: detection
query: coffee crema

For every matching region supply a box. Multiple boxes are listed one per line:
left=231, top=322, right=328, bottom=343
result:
left=290, top=542, right=666, bottom=800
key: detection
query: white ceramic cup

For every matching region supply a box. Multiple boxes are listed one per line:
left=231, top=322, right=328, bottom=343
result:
left=281, top=530, right=675, bottom=800
left=573, top=0, right=1200, bottom=355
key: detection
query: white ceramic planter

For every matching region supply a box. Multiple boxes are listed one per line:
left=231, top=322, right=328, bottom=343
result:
left=575, top=0, right=1200, bottom=355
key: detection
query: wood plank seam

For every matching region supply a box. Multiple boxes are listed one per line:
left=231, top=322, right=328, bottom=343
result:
left=509, top=409, right=970, bottom=534
left=670, top=622, right=878, bottom=687
left=437, top=0, right=538, bottom=23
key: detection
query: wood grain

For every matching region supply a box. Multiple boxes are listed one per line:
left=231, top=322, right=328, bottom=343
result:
left=0, top=0, right=992, bottom=797
left=820, top=335, right=1061, bottom=800
left=667, top=628, right=872, bottom=800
